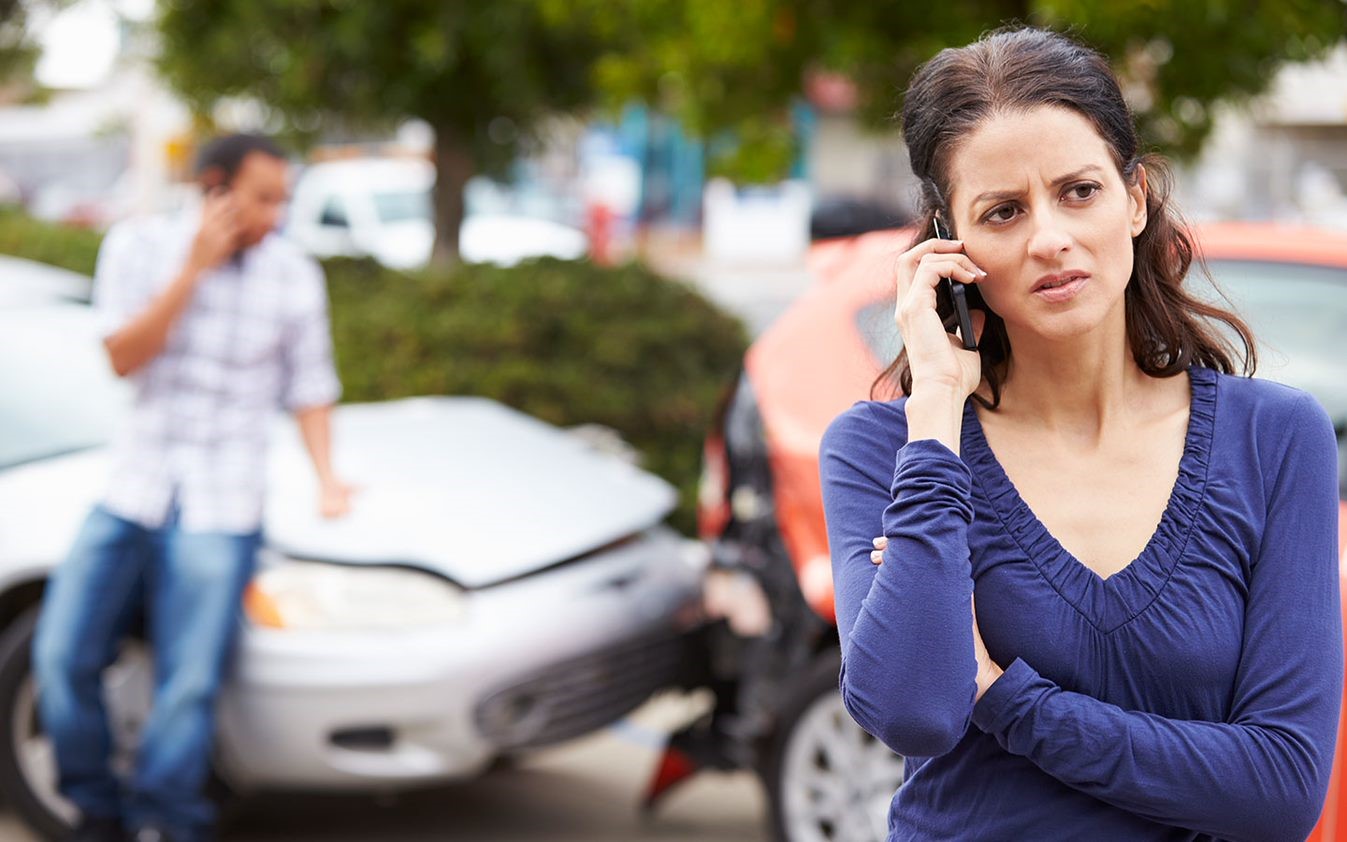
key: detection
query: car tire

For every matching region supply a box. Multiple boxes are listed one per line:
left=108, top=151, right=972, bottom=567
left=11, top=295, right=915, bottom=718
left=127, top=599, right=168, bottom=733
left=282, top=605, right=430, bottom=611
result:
left=762, top=649, right=906, bottom=842
left=0, top=608, right=234, bottom=841
left=0, top=607, right=76, bottom=841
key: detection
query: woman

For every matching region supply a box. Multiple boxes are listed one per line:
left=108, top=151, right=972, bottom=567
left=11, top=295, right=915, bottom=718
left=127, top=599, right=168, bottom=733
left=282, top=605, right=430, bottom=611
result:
left=819, top=27, right=1342, bottom=841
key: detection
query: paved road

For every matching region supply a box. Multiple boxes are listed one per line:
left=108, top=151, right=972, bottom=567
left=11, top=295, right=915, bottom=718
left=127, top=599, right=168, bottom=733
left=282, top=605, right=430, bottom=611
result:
left=0, top=693, right=768, bottom=842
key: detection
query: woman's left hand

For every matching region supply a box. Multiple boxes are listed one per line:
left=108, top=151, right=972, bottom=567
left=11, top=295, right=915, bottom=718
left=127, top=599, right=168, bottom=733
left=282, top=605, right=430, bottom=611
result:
left=872, top=535, right=1004, bottom=700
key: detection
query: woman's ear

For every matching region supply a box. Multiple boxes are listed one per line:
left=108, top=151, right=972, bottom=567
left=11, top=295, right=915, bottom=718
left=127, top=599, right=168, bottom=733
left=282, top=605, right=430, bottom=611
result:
left=1129, top=164, right=1149, bottom=238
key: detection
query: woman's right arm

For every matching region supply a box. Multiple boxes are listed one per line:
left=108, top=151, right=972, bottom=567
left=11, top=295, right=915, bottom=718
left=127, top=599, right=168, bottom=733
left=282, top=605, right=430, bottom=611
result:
left=818, top=236, right=990, bottom=757
left=821, top=403, right=980, bottom=757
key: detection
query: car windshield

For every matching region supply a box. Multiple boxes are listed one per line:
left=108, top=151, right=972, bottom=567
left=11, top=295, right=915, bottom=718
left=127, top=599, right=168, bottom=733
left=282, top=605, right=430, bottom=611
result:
left=1203, top=260, right=1347, bottom=418
left=1206, top=260, right=1347, bottom=497
left=855, top=258, right=1347, bottom=495
left=373, top=190, right=432, bottom=225
left=0, top=306, right=127, bottom=470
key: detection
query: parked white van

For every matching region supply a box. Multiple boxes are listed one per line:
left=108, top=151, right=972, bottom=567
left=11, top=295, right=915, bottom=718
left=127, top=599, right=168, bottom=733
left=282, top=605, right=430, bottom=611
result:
left=285, top=158, right=588, bottom=269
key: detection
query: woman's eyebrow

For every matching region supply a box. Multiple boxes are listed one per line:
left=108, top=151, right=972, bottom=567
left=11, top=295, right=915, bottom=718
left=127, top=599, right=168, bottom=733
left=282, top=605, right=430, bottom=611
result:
left=969, top=165, right=1107, bottom=206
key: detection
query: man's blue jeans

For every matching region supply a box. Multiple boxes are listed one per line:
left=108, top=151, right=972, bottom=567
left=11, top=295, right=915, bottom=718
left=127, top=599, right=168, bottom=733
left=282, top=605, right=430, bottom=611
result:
left=32, top=504, right=259, bottom=840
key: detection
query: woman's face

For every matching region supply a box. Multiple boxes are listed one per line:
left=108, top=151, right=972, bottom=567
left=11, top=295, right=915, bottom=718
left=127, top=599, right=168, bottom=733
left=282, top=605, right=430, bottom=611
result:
left=946, top=105, right=1147, bottom=346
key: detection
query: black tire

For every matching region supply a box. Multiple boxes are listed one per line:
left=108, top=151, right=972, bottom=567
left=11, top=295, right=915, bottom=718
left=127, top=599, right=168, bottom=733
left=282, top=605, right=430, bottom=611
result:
left=761, top=649, right=905, bottom=842
left=0, top=606, right=74, bottom=841
left=0, top=608, right=240, bottom=840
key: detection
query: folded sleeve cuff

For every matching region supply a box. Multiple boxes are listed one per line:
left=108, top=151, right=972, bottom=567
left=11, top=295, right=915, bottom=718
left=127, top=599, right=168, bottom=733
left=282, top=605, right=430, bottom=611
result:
left=896, top=437, right=968, bottom=473
left=971, top=657, right=1044, bottom=736
left=892, top=437, right=974, bottom=520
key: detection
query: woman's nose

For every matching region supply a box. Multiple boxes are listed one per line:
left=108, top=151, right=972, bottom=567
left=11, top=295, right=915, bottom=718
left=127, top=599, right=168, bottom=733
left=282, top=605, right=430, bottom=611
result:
left=1026, top=211, right=1072, bottom=261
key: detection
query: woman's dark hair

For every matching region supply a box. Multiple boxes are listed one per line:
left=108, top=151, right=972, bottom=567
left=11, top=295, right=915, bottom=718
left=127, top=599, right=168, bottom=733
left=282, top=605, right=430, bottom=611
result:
left=874, top=26, right=1255, bottom=407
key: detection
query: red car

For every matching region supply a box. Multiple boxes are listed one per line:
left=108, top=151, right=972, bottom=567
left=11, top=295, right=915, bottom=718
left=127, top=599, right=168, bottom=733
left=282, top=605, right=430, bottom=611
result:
left=649, top=224, right=1347, bottom=842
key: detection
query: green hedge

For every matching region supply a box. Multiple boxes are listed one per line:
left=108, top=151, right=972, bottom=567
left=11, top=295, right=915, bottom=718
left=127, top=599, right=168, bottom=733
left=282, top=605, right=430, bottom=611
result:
left=326, top=256, right=747, bottom=533
left=0, top=212, right=748, bottom=533
left=0, top=208, right=103, bottom=277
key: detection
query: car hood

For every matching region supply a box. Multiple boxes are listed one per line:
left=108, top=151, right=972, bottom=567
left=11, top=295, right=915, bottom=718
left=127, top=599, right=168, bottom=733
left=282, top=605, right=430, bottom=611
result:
left=265, top=397, right=676, bottom=588
left=0, top=398, right=675, bottom=589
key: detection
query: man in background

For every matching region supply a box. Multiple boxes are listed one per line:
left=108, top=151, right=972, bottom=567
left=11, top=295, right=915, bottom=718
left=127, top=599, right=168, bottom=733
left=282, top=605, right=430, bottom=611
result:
left=33, top=133, right=353, bottom=842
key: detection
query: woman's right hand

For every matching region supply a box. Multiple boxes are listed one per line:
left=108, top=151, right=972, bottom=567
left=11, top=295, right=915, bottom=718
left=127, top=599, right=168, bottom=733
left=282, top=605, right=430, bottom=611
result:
left=893, top=236, right=987, bottom=400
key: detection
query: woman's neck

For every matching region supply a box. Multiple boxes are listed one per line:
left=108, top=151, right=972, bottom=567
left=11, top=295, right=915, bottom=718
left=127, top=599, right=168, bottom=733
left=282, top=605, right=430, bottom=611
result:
left=985, top=319, right=1154, bottom=446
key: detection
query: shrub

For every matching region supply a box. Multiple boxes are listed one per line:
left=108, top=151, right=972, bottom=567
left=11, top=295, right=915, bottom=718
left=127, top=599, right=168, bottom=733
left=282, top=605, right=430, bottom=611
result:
left=0, top=208, right=102, bottom=277
left=326, top=256, right=749, bottom=533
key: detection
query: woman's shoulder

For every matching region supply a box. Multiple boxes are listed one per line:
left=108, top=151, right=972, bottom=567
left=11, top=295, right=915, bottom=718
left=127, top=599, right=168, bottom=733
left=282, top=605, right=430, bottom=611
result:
left=820, top=397, right=912, bottom=458
left=1202, top=367, right=1337, bottom=480
left=1204, top=366, right=1333, bottom=432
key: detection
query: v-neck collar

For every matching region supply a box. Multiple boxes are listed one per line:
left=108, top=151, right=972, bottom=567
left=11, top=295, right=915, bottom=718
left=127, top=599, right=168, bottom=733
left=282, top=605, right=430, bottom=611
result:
left=959, top=365, right=1218, bottom=634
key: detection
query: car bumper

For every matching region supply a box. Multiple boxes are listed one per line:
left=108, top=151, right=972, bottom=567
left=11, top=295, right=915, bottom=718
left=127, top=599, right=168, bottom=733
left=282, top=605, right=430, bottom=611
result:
left=214, top=525, right=707, bottom=790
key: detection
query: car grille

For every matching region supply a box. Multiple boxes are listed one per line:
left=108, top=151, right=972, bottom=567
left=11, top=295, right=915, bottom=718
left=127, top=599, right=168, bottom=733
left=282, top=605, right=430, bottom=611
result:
left=473, top=632, right=690, bottom=752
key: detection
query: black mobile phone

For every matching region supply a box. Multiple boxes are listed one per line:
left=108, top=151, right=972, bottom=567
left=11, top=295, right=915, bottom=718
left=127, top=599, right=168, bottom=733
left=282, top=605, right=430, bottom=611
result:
left=932, top=216, right=978, bottom=351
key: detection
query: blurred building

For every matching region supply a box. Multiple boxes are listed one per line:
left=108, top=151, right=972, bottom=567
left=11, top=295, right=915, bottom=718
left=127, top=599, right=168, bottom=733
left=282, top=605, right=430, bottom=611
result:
left=0, top=65, right=191, bottom=226
left=1179, top=44, right=1347, bottom=228
left=802, top=70, right=916, bottom=223
left=0, top=0, right=191, bottom=226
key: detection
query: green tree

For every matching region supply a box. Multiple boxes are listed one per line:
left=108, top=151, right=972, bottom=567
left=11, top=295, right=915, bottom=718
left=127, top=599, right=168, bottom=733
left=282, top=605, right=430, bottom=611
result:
left=156, top=1, right=605, bottom=264
left=156, top=1, right=1346, bottom=249
left=0, top=0, right=44, bottom=94
left=572, top=0, right=1347, bottom=170
left=1036, top=0, right=1347, bottom=158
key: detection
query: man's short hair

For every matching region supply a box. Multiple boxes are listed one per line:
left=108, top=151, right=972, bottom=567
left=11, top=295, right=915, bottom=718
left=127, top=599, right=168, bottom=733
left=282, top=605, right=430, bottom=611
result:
left=194, top=133, right=287, bottom=187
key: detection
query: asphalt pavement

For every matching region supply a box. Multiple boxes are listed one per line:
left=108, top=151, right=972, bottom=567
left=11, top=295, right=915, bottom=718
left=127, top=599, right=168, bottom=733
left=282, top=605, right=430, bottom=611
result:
left=0, top=693, right=768, bottom=841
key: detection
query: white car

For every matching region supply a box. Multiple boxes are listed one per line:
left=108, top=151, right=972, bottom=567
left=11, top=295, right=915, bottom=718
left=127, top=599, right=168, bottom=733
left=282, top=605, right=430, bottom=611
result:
left=285, top=158, right=589, bottom=269
left=0, top=257, right=707, bottom=838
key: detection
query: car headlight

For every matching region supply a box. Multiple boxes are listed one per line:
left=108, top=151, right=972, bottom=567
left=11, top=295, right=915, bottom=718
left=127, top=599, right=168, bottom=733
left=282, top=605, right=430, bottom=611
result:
left=245, top=557, right=467, bottom=631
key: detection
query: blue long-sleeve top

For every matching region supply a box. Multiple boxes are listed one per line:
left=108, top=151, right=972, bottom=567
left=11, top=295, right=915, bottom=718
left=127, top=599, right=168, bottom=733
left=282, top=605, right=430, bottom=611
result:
left=819, top=366, right=1343, bottom=841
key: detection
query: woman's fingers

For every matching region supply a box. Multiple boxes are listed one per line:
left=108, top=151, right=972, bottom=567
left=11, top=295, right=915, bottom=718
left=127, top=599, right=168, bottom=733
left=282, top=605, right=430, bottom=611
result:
left=911, top=253, right=986, bottom=291
left=871, top=535, right=888, bottom=564
left=895, top=238, right=985, bottom=298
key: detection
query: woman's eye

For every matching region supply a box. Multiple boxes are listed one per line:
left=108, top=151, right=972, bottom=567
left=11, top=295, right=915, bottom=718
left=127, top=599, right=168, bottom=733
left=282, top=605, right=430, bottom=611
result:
left=1066, top=182, right=1100, bottom=201
left=986, top=204, right=1017, bottom=223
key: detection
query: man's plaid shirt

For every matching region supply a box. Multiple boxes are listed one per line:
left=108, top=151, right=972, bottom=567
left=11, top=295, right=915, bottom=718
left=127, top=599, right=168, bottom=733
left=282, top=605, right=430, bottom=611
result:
left=93, top=213, right=341, bottom=534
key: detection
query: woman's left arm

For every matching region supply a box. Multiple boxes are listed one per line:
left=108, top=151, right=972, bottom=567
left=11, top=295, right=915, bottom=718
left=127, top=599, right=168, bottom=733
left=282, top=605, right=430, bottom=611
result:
left=974, top=392, right=1343, bottom=842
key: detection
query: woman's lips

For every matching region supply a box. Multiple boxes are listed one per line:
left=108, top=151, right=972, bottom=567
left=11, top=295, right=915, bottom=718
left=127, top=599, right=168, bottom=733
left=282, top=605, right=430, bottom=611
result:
left=1033, top=274, right=1088, bottom=303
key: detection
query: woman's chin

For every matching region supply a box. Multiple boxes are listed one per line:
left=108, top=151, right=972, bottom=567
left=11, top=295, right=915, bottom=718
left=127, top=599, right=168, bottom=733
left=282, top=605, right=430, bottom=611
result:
left=1006, top=310, right=1114, bottom=347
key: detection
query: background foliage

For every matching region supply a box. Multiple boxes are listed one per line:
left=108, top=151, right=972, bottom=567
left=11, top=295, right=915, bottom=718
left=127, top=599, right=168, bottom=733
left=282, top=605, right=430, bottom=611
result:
left=152, top=2, right=1347, bottom=244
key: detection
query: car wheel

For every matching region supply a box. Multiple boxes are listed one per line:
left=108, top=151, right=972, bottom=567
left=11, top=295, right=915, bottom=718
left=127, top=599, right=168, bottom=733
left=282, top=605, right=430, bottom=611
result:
left=763, top=649, right=906, bottom=842
left=0, top=607, right=153, bottom=841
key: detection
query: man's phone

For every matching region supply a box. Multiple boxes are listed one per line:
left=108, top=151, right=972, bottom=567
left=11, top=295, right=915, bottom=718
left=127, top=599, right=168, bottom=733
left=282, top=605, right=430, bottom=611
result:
left=932, top=216, right=979, bottom=351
